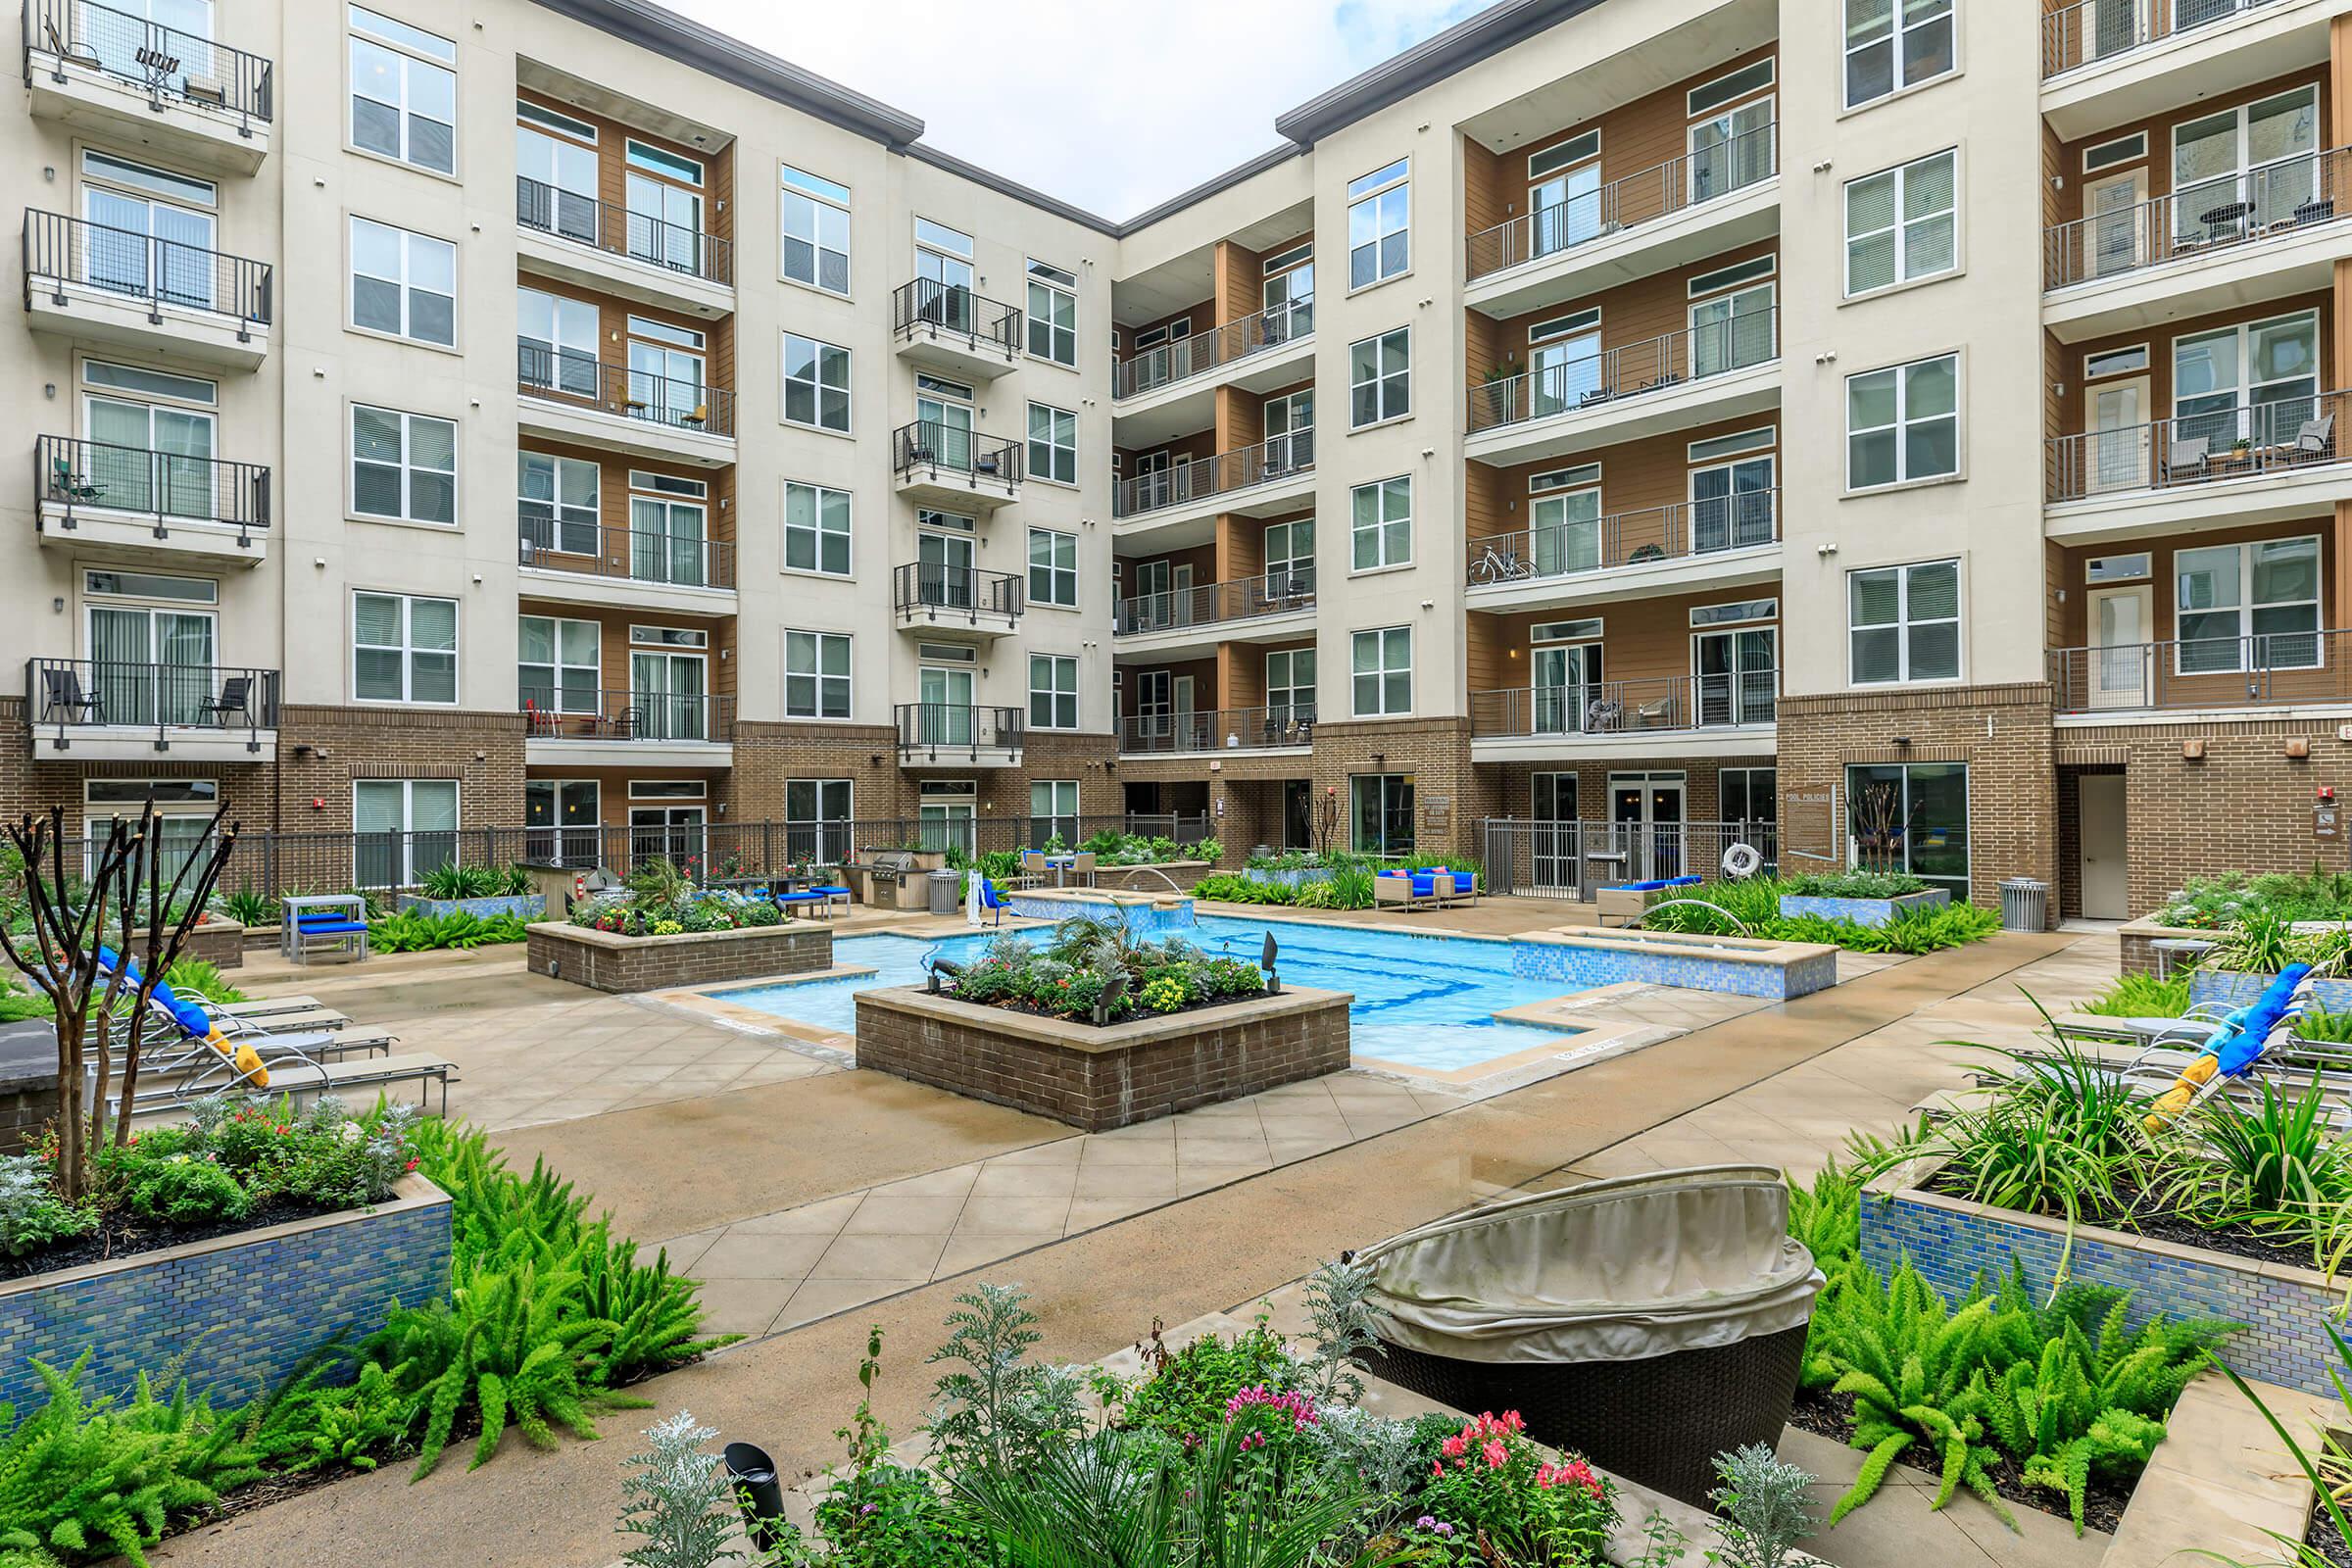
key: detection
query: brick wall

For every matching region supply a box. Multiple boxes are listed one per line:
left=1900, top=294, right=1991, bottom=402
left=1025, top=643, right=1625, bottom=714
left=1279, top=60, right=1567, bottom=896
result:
left=278, top=704, right=527, bottom=831
left=525, top=919, right=831, bottom=993
left=0, top=1066, right=58, bottom=1156
left=729, top=722, right=1119, bottom=827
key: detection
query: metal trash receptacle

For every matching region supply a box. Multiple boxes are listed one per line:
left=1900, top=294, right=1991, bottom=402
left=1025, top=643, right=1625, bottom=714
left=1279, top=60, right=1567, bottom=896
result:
left=927, top=868, right=961, bottom=915
left=1999, top=877, right=2047, bottom=932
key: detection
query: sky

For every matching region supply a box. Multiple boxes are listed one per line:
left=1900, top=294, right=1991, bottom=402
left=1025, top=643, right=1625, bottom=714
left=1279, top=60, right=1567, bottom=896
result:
left=665, top=0, right=1495, bottom=220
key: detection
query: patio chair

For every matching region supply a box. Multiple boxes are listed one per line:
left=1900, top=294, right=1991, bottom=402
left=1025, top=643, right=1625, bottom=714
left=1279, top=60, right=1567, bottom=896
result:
left=1373, top=868, right=1440, bottom=911
left=1633, top=695, right=1677, bottom=728
left=1437, top=869, right=1480, bottom=907
left=606, top=706, right=644, bottom=741
left=197, top=674, right=252, bottom=726
left=37, top=665, right=102, bottom=726
left=1583, top=698, right=1624, bottom=733
left=1022, top=850, right=1049, bottom=880
left=977, top=876, right=1006, bottom=926
left=2294, top=414, right=2335, bottom=463
left=2293, top=198, right=2337, bottom=227
left=50, top=455, right=104, bottom=504
left=1069, top=853, right=1098, bottom=888
left=2162, top=437, right=2209, bottom=483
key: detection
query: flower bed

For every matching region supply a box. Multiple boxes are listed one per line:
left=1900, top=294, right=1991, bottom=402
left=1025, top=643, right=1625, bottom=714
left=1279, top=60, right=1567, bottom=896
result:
left=1637, top=875, right=1999, bottom=954
left=527, top=918, right=831, bottom=994
left=394, top=892, right=544, bottom=921
left=1777, top=876, right=1947, bottom=929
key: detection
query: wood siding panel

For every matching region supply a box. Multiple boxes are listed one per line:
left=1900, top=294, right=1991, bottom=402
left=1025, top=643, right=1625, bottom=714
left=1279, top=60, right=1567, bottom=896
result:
left=2060, top=289, right=2333, bottom=438
left=2050, top=65, right=2329, bottom=227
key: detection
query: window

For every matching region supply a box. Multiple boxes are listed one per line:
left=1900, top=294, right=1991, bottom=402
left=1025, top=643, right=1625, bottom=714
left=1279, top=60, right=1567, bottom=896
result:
left=2173, top=310, right=2319, bottom=450
left=782, top=333, right=851, bottom=432
left=783, top=630, right=851, bottom=718
left=1028, top=527, right=1076, bottom=606
left=519, top=451, right=598, bottom=556
left=516, top=285, right=596, bottom=395
left=82, top=571, right=215, bottom=729
left=526, top=778, right=601, bottom=867
left=1029, top=654, right=1079, bottom=730
left=517, top=614, right=598, bottom=712
left=1267, top=647, right=1315, bottom=718
left=2083, top=132, right=2147, bottom=173
left=1846, top=761, right=1968, bottom=899
left=2084, top=345, right=2149, bottom=378
left=1351, top=627, right=1411, bottom=716
left=1030, top=780, right=1079, bottom=846
left=515, top=101, right=598, bottom=244
left=79, top=152, right=218, bottom=309
left=1721, top=767, right=1777, bottom=827
left=82, top=779, right=220, bottom=884
left=784, top=779, right=853, bottom=863
left=1027, top=260, right=1077, bottom=367
left=1265, top=516, right=1315, bottom=593
left=349, top=6, right=456, bottom=174
left=2174, top=86, right=2319, bottom=232
left=1350, top=476, right=1411, bottom=570
left=2176, top=536, right=2320, bottom=672
left=1349, top=773, right=1414, bottom=855
left=1347, top=159, right=1409, bottom=288
left=628, top=471, right=709, bottom=587
left=1844, top=149, right=1956, bottom=294
left=351, top=405, right=455, bottom=523
left=353, top=591, right=456, bottom=703
left=1348, top=328, right=1410, bottom=426
left=1844, top=0, right=1954, bottom=109
left=624, top=141, right=706, bottom=276
left=1027, top=404, right=1076, bottom=485
left=779, top=166, right=851, bottom=295
left=350, top=218, right=454, bottom=346
left=79, top=360, right=216, bottom=518
left=1845, top=353, right=1957, bottom=488
left=2086, top=553, right=2151, bottom=584
left=353, top=779, right=459, bottom=889
left=783, top=481, right=851, bottom=576
left=1847, top=559, right=1959, bottom=684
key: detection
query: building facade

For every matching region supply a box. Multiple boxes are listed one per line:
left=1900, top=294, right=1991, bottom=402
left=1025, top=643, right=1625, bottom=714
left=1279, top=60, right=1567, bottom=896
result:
left=4, top=0, right=2348, bottom=921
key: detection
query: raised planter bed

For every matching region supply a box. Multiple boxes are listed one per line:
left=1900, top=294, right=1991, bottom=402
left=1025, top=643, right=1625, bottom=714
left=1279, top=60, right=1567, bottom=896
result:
left=0, top=1172, right=451, bottom=1410
left=525, top=919, right=832, bottom=994
left=127, top=916, right=245, bottom=971
left=2117, top=917, right=2216, bottom=978
left=1512, top=926, right=1839, bottom=1001
left=1242, top=865, right=1333, bottom=891
left=2190, top=966, right=2352, bottom=1011
left=854, top=984, right=1350, bottom=1131
left=396, top=892, right=545, bottom=920
left=1778, top=888, right=1947, bottom=928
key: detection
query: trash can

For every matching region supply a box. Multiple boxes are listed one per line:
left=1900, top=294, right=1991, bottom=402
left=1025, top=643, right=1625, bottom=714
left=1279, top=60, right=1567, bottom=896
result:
left=927, top=868, right=961, bottom=915
left=1999, top=877, right=2047, bottom=932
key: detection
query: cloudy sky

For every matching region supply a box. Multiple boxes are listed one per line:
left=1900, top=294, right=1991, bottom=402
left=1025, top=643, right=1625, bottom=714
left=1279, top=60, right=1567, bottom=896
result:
left=664, top=0, right=1494, bottom=220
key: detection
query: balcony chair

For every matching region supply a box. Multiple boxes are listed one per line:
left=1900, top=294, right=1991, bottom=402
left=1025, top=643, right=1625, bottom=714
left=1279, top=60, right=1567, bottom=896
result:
left=1583, top=698, right=1625, bottom=733
left=182, top=74, right=225, bottom=106
left=1579, top=387, right=1617, bottom=409
left=42, top=21, right=103, bottom=70
left=37, top=666, right=102, bottom=727
left=51, top=456, right=104, bottom=504
left=605, top=706, right=644, bottom=741
left=2162, top=437, right=2209, bottom=484
left=1633, top=695, right=1678, bottom=728
left=197, top=674, right=252, bottom=726
left=2293, top=198, right=2337, bottom=227
left=680, top=404, right=709, bottom=428
left=2293, top=415, right=2336, bottom=464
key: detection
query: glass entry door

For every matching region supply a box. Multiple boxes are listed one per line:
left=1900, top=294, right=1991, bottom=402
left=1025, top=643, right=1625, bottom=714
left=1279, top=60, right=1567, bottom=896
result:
left=1531, top=486, right=1600, bottom=576
left=920, top=665, right=974, bottom=744
left=1690, top=284, right=1774, bottom=379
left=1689, top=96, right=1774, bottom=202
left=1690, top=456, right=1775, bottom=551
left=629, top=651, right=705, bottom=740
left=1533, top=640, right=1600, bottom=733
left=630, top=497, right=706, bottom=585
left=1693, top=627, right=1776, bottom=725
left=628, top=806, right=705, bottom=870
left=88, top=604, right=214, bottom=725
left=525, top=779, right=601, bottom=867
left=83, top=185, right=215, bottom=309
left=1531, top=328, right=1599, bottom=418
left=1533, top=161, right=1601, bottom=256
left=918, top=531, right=975, bottom=609
left=1263, top=391, right=1314, bottom=473
left=917, top=395, right=973, bottom=470
left=84, top=394, right=214, bottom=517
left=1611, top=772, right=1688, bottom=880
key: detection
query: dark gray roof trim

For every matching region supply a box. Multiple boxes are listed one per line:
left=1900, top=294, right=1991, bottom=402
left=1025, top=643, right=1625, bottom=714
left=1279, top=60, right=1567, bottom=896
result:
left=1273, top=0, right=1607, bottom=148
left=905, top=144, right=1122, bottom=236
left=531, top=0, right=925, bottom=149
left=1117, top=145, right=1304, bottom=235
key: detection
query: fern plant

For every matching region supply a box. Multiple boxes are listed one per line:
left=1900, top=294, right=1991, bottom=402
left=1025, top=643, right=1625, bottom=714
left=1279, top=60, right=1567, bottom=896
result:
left=246, top=1356, right=411, bottom=1475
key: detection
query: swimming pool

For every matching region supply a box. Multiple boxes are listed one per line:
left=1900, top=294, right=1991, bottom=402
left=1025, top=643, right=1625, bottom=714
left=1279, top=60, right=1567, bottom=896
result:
left=712, top=914, right=1592, bottom=1072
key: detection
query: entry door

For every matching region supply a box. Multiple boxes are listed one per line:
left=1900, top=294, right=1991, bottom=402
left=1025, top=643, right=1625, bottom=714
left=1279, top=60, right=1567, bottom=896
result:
left=627, top=339, right=704, bottom=426
left=630, top=497, right=706, bottom=586
left=84, top=393, right=215, bottom=517
left=1690, top=283, right=1774, bottom=379
left=1530, top=486, right=1601, bottom=576
left=918, top=531, right=975, bottom=609
left=1173, top=674, right=1199, bottom=747
left=2083, top=168, right=2148, bottom=278
left=1690, top=456, right=1775, bottom=552
left=1611, top=774, right=1687, bottom=879
left=1283, top=779, right=1312, bottom=850
left=88, top=603, right=214, bottom=725
left=83, top=185, right=215, bottom=310
left=2087, top=584, right=2153, bottom=708
left=1531, top=771, right=1578, bottom=894
left=2086, top=377, right=2150, bottom=494
left=2078, top=773, right=2130, bottom=919
left=916, top=394, right=973, bottom=471
left=1533, top=161, right=1600, bottom=255
left=630, top=651, right=706, bottom=740
left=919, top=665, right=973, bottom=744
left=1263, top=390, right=1314, bottom=474
left=917, top=800, right=975, bottom=855
left=1693, top=627, right=1776, bottom=725
left=625, top=172, right=701, bottom=274
left=1533, top=642, right=1599, bottom=733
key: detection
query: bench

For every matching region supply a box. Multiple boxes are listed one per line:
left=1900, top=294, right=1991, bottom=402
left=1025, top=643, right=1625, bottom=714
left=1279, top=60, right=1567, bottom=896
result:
left=283, top=896, right=370, bottom=965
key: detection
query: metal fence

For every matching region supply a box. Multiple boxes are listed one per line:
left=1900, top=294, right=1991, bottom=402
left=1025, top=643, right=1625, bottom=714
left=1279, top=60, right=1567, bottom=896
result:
left=514, top=175, right=733, bottom=286
left=36, top=434, right=271, bottom=536
left=30, top=0, right=274, bottom=128
left=890, top=278, right=1022, bottom=355
left=516, top=517, right=736, bottom=590
left=1470, top=308, right=1779, bottom=433
left=1111, top=432, right=1315, bottom=518
left=2045, top=386, right=2344, bottom=501
left=24, top=210, right=272, bottom=327
left=26, top=659, right=278, bottom=746
left=515, top=341, right=736, bottom=438
left=1465, top=491, right=1779, bottom=587
left=1466, top=122, right=1776, bottom=280
left=2042, top=146, right=2348, bottom=289
left=1480, top=818, right=1780, bottom=900
left=2040, top=0, right=2278, bottom=78
left=891, top=420, right=1024, bottom=486
left=1111, top=295, right=1313, bottom=400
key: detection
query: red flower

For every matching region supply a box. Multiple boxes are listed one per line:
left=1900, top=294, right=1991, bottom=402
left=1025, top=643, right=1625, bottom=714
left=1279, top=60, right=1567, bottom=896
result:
left=403, top=1157, right=419, bottom=1172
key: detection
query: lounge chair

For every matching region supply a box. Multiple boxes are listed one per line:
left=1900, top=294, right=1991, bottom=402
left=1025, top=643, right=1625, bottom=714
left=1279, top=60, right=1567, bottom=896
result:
left=2129, top=964, right=2319, bottom=1130
left=1374, top=869, right=1441, bottom=911
left=1437, top=869, right=1479, bottom=907
left=2162, top=437, right=2209, bottom=484
left=2294, top=415, right=2335, bottom=463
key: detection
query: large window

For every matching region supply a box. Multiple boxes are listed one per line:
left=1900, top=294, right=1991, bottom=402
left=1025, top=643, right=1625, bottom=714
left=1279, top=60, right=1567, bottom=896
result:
left=2176, top=536, right=2321, bottom=673
left=351, top=405, right=455, bottom=524
left=782, top=333, right=852, bottom=433
left=1267, top=648, right=1315, bottom=719
left=1348, top=328, right=1410, bottom=426
left=515, top=100, right=597, bottom=243
left=353, top=778, right=459, bottom=889
left=1349, top=773, right=1414, bottom=855
left=1029, top=654, right=1079, bottom=730
left=1844, top=0, right=1955, bottom=110
left=1347, top=159, right=1409, bottom=289
left=1843, top=149, right=1956, bottom=295
left=1028, top=403, right=1076, bottom=485
left=779, top=165, right=851, bottom=295
left=517, top=614, right=598, bottom=713
left=1030, top=779, right=1079, bottom=846
left=519, top=451, right=597, bottom=555
left=353, top=591, right=456, bottom=704
left=1351, top=627, right=1411, bottom=716
left=2174, top=85, right=2319, bottom=233
left=1027, top=260, right=1077, bottom=367
left=526, top=778, right=600, bottom=868
left=783, top=630, right=851, bottom=718
left=2173, top=309, right=2319, bottom=451
left=785, top=779, right=854, bottom=863
left=1845, top=353, right=1957, bottom=489
left=83, top=780, right=220, bottom=887
left=1350, top=476, right=1411, bottom=570
left=1846, top=761, right=1968, bottom=900
left=350, top=218, right=455, bottom=346
left=1848, top=559, right=1960, bottom=684
left=79, top=360, right=216, bottom=519
left=517, top=285, right=597, bottom=396
left=349, top=6, right=456, bottom=174
left=1028, top=527, right=1077, bottom=607
left=783, top=481, right=851, bottom=576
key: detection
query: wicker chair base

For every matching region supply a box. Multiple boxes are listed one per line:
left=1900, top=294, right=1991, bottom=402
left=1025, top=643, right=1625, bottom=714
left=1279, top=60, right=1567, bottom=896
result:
left=1367, top=1322, right=1808, bottom=1506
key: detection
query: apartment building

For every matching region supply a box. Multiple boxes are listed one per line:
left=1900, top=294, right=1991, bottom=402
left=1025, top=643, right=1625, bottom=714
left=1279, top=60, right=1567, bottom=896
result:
left=4, top=0, right=2349, bottom=923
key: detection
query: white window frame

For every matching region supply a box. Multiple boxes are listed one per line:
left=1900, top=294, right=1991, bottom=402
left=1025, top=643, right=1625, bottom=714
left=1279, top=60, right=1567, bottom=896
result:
left=1347, top=158, right=1410, bottom=290
left=1028, top=526, right=1077, bottom=607
left=1847, top=559, right=1962, bottom=686
left=352, top=590, right=457, bottom=705
left=781, top=332, right=852, bottom=433
left=1842, top=148, right=1958, bottom=297
left=1026, top=259, right=1077, bottom=368
left=1028, top=653, right=1079, bottom=730
left=519, top=450, right=599, bottom=555
left=1843, top=0, right=1956, bottom=111
left=2174, top=535, right=2323, bottom=675
left=1026, top=403, right=1076, bottom=486
left=1348, top=326, right=1411, bottom=427
left=351, top=778, right=460, bottom=889
left=349, top=217, right=455, bottom=347
left=347, top=5, right=457, bottom=175
left=783, top=629, right=852, bottom=719
left=350, top=404, right=456, bottom=524
left=1030, top=779, right=1080, bottom=843
left=517, top=612, right=599, bottom=713
left=1350, top=475, right=1411, bottom=571
left=782, top=479, right=852, bottom=577
left=779, top=165, right=851, bottom=297
left=1844, top=352, right=1960, bottom=491
left=1351, top=626, right=1411, bottom=717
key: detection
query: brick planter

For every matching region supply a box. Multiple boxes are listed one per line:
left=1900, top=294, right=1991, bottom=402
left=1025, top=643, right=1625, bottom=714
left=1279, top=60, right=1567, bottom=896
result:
left=2118, top=917, right=2214, bottom=977
left=855, top=985, right=1351, bottom=1131
left=1778, top=889, right=1947, bottom=928
left=1093, top=860, right=1213, bottom=894
left=2189, top=967, right=2352, bottom=1011
left=526, top=920, right=832, bottom=994
left=0, top=1173, right=452, bottom=1409
left=125, top=917, right=246, bottom=971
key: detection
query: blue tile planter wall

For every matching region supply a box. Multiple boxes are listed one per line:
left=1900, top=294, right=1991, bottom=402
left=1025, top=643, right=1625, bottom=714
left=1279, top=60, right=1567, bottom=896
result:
left=396, top=893, right=546, bottom=920
left=1510, top=930, right=1838, bottom=1001
left=0, top=1174, right=452, bottom=1409
left=1862, top=1169, right=2337, bottom=1396
left=1004, top=892, right=1197, bottom=935
left=1778, top=889, right=1948, bottom=928
left=1243, top=867, right=1332, bottom=891
left=2188, top=968, right=2352, bottom=1011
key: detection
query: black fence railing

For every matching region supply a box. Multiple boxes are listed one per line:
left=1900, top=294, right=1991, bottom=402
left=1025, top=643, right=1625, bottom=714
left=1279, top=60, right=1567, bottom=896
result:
left=1480, top=817, right=1780, bottom=898
left=892, top=420, right=1023, bottom=488
left=891, top=562, right=1024, bottom=622
left=1470, top=308, right=1779, bottom=433
left=2045, top=387, right=2347, bottom=501
left=516, top=516, right=735, bottom=590
left=1466, top=122, right=1777, bottom=281
left=1117, top=706, right=1316, bottom=754
left=27, top=0, right=273, bottom=130
left=1111, top=431, right=1315, bottom=518
left=516, top=341, right=736, bottom=439
left=35, top=434, right=270, bottom=538
left=26, top=659, right=278, bottom=749
left=514, top=175, right=733, bottom=287
left=1470, top=673, right=1781, bottom=736
left=1113, top=571, right=1315, bottom=636
left=1111, top=295, right=1314, bottom=400
left=1465, top=492, right=1780, bottom=587
left=520, top=690, right=736, bottom=744
left=24, top=210, right=270, bottom=327
left=894, top=703, right=1023, bottom=761
left=891, top=278, right=1021, bottom=358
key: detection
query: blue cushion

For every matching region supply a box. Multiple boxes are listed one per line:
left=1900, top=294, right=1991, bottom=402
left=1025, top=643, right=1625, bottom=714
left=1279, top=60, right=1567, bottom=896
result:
left=297, top=919, right=368, bottom=934
left=811, top=885, right=852, bottom=896
left=776, top=892, right=823, bottom=904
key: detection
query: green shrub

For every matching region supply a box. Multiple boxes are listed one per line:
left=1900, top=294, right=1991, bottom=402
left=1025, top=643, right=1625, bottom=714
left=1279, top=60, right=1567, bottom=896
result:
left=368, top=908, right=532, bottom=953
left=215, top=884, right=273, bottom=928
left=94, top=1133, right=252, bottom=1227
left=2157, top=869, right=2352, bottom=929
left=1783, top=869, right=1930, bottom=899
left=0, top=1155, right=94, bottom=1258
left=2076, top=973, right=2190, bottom=1018
left=246, top=1357, right=408, bottom=1475
left=1110, top=1318, right=1298, bottom=1446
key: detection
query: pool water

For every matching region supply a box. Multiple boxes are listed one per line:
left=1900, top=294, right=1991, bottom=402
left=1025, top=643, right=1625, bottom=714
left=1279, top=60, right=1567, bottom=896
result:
left=714, top=914, right=1591, bottom=1072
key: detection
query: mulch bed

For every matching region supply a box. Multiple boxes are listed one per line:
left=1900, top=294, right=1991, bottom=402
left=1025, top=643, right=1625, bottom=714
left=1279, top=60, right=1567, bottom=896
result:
left=1789, top=1386, right=2133, bottom=1536
left=1922, top=1174, right=2326, bottom=1273
left=1, top=1196, right=353, bottom=1282
left=2309, top=1509, right=2352, bottom=1568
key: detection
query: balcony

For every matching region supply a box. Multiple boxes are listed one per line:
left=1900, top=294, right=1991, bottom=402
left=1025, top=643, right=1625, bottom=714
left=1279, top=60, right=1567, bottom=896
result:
left=1466, top=311, right=1780, bottom=466
left=24, top=0, right=270, bottom=174
left=1116, top=706, right=1315, bottom=758
left=1464, top=123, right=1779, bottom=318
left=890, top=280, right=1023, bottom=382
left=26, top=659, right=277, bottom=761
left=24, top=210, right=270, bottom=369
left=891, top=563, right=1024, bottom=638
left=1112, top=571, right=1315, bottom=660
left=516, top=519, right=736, bottom=616
left=891, top=422, right=1023, bottom=512
left=2042, top=148, right=2351, bottom=340
left=522, top=691, right=735, bottom=768
left=1465, top=492, right=1781, bottom=612
left=2044, top=387, right=2352, bottom=541
left=895, top=704, right=1023, bottom=768
left=2040, top=0, right=2332, bottom=140
left=514, top=344, right=735, bottom=467
left=1469, top=675, right=1778, bottom=762
left=34, top=435, right=269, bottom=564
left=514, top=177, right=733, bottom=318
left=2049, top=629, right=2352, bottom=717
left=1111, top=433, right=1315, bottom=546
left=1110, top=297, right=1315, bottom=448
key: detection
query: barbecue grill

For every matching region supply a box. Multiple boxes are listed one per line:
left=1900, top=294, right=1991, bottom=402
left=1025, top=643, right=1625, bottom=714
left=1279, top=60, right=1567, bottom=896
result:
left=843, top=848, right=929, bottom=910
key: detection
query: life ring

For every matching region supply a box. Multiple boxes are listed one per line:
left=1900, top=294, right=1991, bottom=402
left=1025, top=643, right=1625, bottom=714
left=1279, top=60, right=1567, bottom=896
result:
left=1721, top=842, right=1763, bottom=879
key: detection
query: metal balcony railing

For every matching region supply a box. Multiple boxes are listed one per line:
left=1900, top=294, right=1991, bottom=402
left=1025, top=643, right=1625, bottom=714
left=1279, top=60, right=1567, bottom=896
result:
left=2044, top=146, right=2350, bottom=289
left=890, top=279, right=1021, bottom=355
left=27, top=0, right=272, bottom=129
left=27, top=659, right=278, bottom=749
left=515, top=342, right=735, bottom=439
left=520, top=690, right=736, bottom=744
left=2041, top=0, right=2282, bottom=78
left=894, top=704, right=1023, bottom=760
left=1112, top=431, right=1315, bottom=519
left=2048, top=629, right=2352, bottom=713
left=36, top=434, right=270, bottom=538
left=24, top=210, right=270, bottom=327
left=1469, top=308, right=1779, bottom=434
left=891, top=421, right=1023, bottom=486
left=2045, top=386, right=2347, bottom=501
left=1111, top=295, right=1315, bottom=401
left=1117, top=705, right=1316, bottom=755
left=1466, top=490, right=1780, bottom=587
left=514, top=176, right=733, bottom=287
left=891, top=562, right=1024, bottom=622
left=1470, top=672, right=1780, bottom=738
left=516, top=517, right=735, bottom=590
left=1467, top=122, right=1777, bottom=281
left=1113, top=570, right=1315, bottom=636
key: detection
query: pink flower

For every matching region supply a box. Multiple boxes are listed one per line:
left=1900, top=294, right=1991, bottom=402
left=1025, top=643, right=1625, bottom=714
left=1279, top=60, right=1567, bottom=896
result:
left=1440, top=1434, right=1467, bottom=1459
left=1483, top=1439, right=1509, bottom=1470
